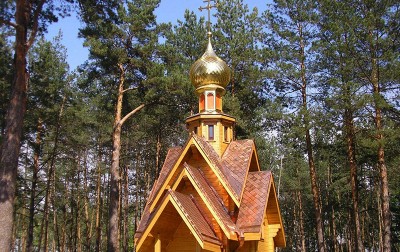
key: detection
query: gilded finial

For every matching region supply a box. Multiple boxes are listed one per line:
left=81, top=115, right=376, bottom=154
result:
left=199, top=0, right=218, bottom=37
left=190, top=0, right=230, bottom=94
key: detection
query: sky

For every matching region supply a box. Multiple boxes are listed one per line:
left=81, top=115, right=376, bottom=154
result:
left=46, top=0, right=268, bottom=70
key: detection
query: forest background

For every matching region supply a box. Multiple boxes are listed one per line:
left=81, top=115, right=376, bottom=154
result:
left=0, top=0, right=399, bottom=251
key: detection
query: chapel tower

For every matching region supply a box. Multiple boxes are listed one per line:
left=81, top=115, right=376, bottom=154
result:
left=186, top=33, right=236, bottom=156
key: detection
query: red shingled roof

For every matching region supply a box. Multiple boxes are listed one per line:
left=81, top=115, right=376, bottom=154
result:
left=222, top=139, right=254, bottom=198
left=184, top=163, right=237, bottom=236
left=135, top=146, right=182, bottom=239
left=169, top=190, right=222, bottom=246
left=136, top=134, right=284, bottom=249
left=192, top=134, right=241, bottom=201
left=236, top=171, right=272, bottom=233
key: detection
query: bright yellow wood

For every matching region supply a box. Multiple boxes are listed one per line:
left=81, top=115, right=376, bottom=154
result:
left=136, top=194, right=172, bottom=251
left=149, top=138, right=195, bottom=212
left=166, top=221, right=197, bottom=252
left=243, top=233, right=261, bottom=240
left=155, top=234, right=161, bottom=252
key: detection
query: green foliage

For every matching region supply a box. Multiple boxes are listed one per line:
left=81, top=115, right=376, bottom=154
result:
left=6, top=0, right=400, bottom=251
left=0, top=31, right=14, bottom=139
left=214, top=0, right=267, bottom=137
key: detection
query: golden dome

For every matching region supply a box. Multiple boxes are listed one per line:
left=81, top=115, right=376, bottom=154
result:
left=189, top=39, right=230, bottom=92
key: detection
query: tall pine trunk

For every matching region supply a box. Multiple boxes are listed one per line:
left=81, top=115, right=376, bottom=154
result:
left=344, top=94, right=364, bottom=252
left=371, top=55, right=391, bottom=252
left=0, top=1, right=29, bottom=249
left=95, top=155, right=103, bottom=252
left=108, top=65, right=125, bottom=252
left=26, top=119, right=43, bottom=252
left=297, top=190, right=306, bottom=252
left=108, top=64, right=144, bottom=252
left=299, top=22, right=325, bottom=252
left=364, top=17, right=391, bottom=249
left=83, top=155, right=92, bottom=250
left=0, top=0, right=47, bottom=248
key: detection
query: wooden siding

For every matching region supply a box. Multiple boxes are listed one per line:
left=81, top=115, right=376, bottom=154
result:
left=166, top=221, right=197, bottom=252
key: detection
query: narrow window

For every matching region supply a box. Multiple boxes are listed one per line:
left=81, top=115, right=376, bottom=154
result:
left=224, top=126, right=228, bottom=142
left=208, top=125, right=214, bottom=141
left=216, top=93, right=222, bottom=111
left=207, top=92, right=215, bottom=110
left=199, top=94, right=205, bottom=112
left=194, top=126, right=198, bottom=135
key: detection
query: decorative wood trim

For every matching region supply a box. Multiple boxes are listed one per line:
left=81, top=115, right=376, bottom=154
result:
left=269, top=177, right=286, bottom=247
left=136, top=194, right=172, bottom=250
left=243, top=232, right=262, bottom=240
left=149, top=138, right=194, bottom=212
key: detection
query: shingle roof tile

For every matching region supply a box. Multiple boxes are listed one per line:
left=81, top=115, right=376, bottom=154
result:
left=170, top=190, right=221, bottom=245
left=222, top=140, right=254, bottom=198
left=236, top=171, right=272, bottom=233
left=184, top=163, right=237, bottom=235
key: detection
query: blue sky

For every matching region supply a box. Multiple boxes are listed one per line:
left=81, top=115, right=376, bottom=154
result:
left=46, top=0, right=268, bottom=70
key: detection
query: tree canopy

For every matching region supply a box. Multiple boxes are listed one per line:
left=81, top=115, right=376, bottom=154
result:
left=0, top=0, right=399, bottom=251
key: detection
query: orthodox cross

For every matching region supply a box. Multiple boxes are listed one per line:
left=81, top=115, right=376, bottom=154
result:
left=199, top=0, right=218, bottom=36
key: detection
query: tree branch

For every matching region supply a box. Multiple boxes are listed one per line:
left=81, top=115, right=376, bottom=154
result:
left=122, top=87, right=138, bottom=93
left=27, top=0, right=47, bottom=49
left=0, top=18, right=18, bottom=29
left=118, top=104, right=145, bottom=127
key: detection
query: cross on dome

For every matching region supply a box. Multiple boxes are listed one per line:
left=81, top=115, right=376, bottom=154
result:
left=198, top=0, right=218, bottom=37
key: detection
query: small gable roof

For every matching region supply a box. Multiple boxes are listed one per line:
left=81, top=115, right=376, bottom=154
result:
left=236, top=171, right=272, bottom=233
left=135, top=146, right=182, bottom=239
left=147, top=146, right=182, bottom=207
left=169, top=190, right=221, bottom=247
left=222, top=139, right=257, bottom=199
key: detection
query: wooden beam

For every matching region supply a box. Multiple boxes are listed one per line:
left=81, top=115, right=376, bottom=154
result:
left=155, top=234, right=161, bottom=252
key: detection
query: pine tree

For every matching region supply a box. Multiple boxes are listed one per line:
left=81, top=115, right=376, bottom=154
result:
left=24, top=34, right=69, bottom=252
left=214, top=0, right=266, bottom=138
left=0, top=1, right=73, bottom=249
left=79, top=0, right=162, bottom=250
left=263, top=1, right=326, bottom=251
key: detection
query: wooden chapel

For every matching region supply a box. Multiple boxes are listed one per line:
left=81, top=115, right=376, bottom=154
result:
left=134, top=5, right=286, bottom=251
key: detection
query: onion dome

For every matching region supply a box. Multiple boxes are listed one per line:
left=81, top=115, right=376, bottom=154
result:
left=189, top=38, right=231, bottom=93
